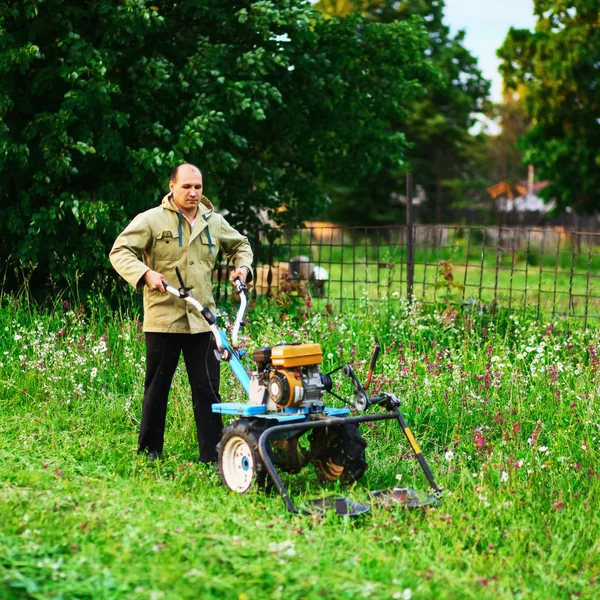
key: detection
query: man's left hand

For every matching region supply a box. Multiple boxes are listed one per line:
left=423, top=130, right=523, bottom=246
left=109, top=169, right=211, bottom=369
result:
left=229, top=266, right=249, bottom=285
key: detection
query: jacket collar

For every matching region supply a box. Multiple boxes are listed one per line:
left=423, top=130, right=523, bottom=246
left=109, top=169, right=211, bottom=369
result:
left=160, top=194, right=215, bottom=247
left=160, top=193, right=215, bottom=218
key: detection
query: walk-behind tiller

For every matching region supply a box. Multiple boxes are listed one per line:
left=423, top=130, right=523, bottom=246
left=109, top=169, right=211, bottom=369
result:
left=166, top=268, right=443, bottom=516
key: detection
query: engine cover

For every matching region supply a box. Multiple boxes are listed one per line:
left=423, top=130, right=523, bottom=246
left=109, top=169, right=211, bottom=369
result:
left=270, top=344, right=322, bottom=368
left=268, top=370, right=304, bottom=408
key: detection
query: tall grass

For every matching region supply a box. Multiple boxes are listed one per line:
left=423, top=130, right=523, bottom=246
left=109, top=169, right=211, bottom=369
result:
left=1, top=291, right=599, bottom=599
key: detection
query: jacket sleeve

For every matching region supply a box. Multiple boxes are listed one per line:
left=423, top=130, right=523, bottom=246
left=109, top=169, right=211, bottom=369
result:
left=109, top=213, right=152, bottom=289
left=219, top=216, right=254, bottom=283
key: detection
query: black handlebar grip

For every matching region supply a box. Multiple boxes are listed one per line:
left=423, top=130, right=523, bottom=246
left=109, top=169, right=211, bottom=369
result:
left=200, top=307, right=216, bottom=326
left=234, top=277, right=248, bottom=294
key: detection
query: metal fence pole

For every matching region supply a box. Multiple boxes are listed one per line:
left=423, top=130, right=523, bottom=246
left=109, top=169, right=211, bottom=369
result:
left=406, top=173, right=414, bottom=301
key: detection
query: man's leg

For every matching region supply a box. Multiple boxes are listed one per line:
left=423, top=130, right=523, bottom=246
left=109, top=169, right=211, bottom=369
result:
left=139, top=333, right=182, bottom=456
left=182, top=332, right=223, bottom=463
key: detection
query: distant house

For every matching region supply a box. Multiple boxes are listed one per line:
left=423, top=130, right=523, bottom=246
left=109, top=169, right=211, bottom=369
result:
left=488, top=177, right=553, bottom=213
left=487, top=167, right=555, bottom=225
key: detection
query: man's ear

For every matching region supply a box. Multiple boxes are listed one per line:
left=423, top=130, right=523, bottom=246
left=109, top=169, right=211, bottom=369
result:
left=169, top=180, right=175, bottom=193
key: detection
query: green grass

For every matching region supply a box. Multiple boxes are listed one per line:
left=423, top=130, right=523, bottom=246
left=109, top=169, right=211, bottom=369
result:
left=1, top=294, right=600, bottom=599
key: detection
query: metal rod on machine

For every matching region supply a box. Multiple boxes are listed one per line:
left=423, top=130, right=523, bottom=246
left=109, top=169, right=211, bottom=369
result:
left=392, top=406, right=442, bottom=494
left=258, top=412, right=410, bottom=514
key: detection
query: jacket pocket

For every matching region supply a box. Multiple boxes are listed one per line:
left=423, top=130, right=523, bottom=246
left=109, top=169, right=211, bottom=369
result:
left=154, top=230, right=181, bottom=262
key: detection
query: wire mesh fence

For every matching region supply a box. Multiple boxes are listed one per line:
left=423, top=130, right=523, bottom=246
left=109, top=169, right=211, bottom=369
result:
left=214, top=225, right=600, bottom=322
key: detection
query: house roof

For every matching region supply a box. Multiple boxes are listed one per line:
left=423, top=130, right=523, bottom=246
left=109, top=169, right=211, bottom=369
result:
left=487, top=180, right=550, bottom=200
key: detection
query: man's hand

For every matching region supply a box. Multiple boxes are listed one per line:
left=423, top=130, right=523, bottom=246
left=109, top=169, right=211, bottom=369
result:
left=143, top=269, right=167, bottom=292
left=229, top=266, right=249, bottom=285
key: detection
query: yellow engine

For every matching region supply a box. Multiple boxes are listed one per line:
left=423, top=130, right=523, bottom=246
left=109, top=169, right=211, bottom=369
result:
left=252, top=343, right=324, bottom=409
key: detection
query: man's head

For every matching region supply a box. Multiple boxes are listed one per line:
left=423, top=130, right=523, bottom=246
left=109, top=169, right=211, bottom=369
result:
left=169, top=163, right=203, bottom=217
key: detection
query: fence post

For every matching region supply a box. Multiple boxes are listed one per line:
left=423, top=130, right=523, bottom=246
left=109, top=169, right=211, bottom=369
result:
left=266, top=229, right=275, bottom=297
left=251, top=230, right=260, bottom=302
left=406, top=173, right=414, bottom=302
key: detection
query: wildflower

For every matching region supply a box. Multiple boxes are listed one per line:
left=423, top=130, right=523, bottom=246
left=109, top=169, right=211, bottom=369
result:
left=14, top=334, right=22, bottom=341
left=501, top=471, right=509, bottom=483
left=473, top=429, right=486, bottom=448
left=91, top=368, right=98, bottom=379
left=268, top=540, right=296, bottom=557
left=444, top=450, right=455, bottom=462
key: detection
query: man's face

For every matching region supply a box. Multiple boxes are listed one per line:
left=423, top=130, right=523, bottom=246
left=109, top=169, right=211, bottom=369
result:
left=169, top=165, right=203, bottom=215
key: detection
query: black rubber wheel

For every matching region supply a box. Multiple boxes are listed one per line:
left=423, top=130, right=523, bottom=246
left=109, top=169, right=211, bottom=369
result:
left=270, top=433, right=309, bottom=474
left=216, top=420, right=269, bottom=493
left=309, top=422, right=368, bottom=483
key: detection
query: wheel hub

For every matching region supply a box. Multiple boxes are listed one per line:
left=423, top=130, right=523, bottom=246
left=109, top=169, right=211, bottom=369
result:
left=221, top=436, right=255, bottom=492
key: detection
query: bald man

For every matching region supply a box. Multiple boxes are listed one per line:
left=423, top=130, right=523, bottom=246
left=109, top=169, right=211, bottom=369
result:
left=110, top=164, right=253, bottom=463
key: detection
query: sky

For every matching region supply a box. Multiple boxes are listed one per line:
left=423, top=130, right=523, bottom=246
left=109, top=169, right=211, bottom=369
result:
left=444, top=0, right=537, bottom=102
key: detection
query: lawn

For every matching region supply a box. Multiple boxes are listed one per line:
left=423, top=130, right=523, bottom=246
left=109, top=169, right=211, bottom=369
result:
left=0, top=292, right=599, bottom=599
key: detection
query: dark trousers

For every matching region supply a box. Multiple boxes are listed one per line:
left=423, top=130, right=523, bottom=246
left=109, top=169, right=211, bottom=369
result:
left=139, top=332, right=223, bottom=461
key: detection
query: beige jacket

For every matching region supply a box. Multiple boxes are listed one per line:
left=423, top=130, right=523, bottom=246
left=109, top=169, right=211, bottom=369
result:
left=109, top=194, right=253, bottom=333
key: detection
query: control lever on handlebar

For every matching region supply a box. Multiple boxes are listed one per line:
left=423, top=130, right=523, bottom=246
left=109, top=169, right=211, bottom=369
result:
left=175, top=266, right=192, bottom=297
left=164, top=270, right=248, bottom=359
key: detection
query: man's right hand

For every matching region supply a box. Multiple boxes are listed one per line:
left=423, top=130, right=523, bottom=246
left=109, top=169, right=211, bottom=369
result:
left=143, top=270, right=167, bottom=292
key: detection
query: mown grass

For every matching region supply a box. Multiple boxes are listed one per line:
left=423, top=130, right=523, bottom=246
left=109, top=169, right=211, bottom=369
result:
left=1, top=292, right=599, bottom=599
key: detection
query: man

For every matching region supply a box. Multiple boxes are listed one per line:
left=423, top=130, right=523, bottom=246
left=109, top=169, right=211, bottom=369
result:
left=110, top=163, right=253, bottom=463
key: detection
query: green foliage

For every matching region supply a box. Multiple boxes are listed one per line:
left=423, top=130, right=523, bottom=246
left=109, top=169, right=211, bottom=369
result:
left=444, top=91, right=531, bottom=221
left=0, top=0, right=432, bottom=289
left=498, top=0, right=600, bottom=215
left=317, top=0, right=490, bottom=225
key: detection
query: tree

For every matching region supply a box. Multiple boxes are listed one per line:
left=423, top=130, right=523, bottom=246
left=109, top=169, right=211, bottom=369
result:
left=316, top=0, right=490, bottom=224
left=442, top=89, right=531, bottom=224
left=0, top=0, right=431, bottom=288
left=487, top=89, right=530, bottom=185
left=498, top=1, right=600, bottom=214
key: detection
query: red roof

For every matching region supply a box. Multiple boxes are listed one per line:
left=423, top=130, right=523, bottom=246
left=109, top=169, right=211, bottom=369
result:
left=487, top=180, right=550, bottom=200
